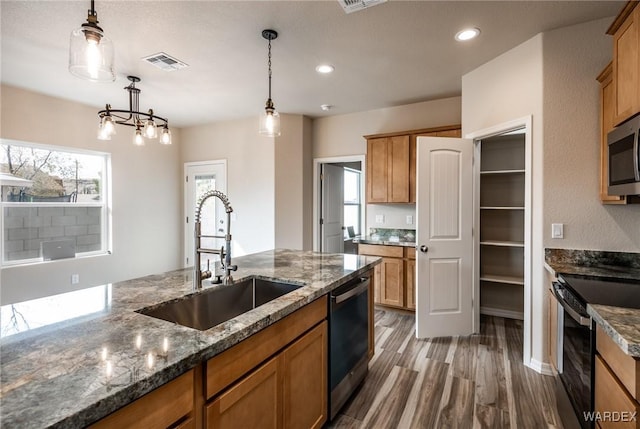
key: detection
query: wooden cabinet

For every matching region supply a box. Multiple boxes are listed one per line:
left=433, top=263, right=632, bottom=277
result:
left=595, top=324, right=640, bottom=428
left=358, top=244, right=415, bottom=311
left=207, top=358, right=281, bottom=429
left=366, top=135, right=410, bottom=203
left=282, top=322, right=328, bottom=429
left=609, top=2, right=640, bottom=126
left=204, top=296, right=329, bottom=429
left=207, top=322, right=328, bottom=429
left=90, top=370, right=195, bottom=429
left=365, top=125, right=461, bottom=204
left=598, top=62, right=627, bottom=204
left=405, top=248, right=416, bottom=310
left=366, top=137, right=390, bottom=203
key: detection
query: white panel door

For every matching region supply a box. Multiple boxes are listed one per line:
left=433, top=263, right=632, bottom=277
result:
left=321, top=164, right=344, bottom=253
left=184, top=161, right=226, bottom=268
left=416, top=137, right=473, bottom=338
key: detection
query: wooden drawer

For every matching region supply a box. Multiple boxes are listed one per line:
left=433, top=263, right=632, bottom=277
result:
left=205, top=296, right=327, bottom=400
left=90, top=369, right=194, bottom=429
left=595, top=355, right=640, bottom=429
left=597, top=324, right=640, bottom=400
left=403, top=246, right=416, bottom=260
left=358, top=243, right=403, bottom=258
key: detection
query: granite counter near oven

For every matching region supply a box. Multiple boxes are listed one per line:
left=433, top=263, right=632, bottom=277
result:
left=0, top=249, right=380, bottom=428
left=545, top=248, right=640, bottom=358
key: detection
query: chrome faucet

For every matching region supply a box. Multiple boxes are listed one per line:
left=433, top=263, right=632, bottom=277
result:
left=193, top=190, right=237, bottom=290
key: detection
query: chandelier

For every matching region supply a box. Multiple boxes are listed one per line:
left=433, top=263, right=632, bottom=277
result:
left=69, top=0, right=115, bottom=82
left=97, top=76, right=172, bottom=145
left=259, top=29, right=281, bottom=137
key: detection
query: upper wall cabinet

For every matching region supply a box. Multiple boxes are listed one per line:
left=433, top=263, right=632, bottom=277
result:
left=608, top=1, right=640, bottom=126
left=597, top=62, right=627, bottom=204
left=365, top=125, right=461, bottom=204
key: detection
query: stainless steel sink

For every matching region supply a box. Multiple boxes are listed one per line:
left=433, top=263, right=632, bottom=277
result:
left=136, top=277, right=304, bottom=330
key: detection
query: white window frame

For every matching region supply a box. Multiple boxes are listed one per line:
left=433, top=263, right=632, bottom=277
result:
left=0, top=139, right=112, bottom=267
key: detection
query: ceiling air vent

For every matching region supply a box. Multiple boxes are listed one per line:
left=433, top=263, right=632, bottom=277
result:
left=142, top=52, right=189, bottom=72
left=338, top=0, right=387, bottom=14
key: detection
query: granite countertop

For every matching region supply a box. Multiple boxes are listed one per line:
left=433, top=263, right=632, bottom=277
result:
left=588, top=304, right=640, bottom=358
left=545, top=248, right=640, bottom=358
left=0, top=249, right=381, bottom=428
left=353, top=235, right=416, bottom=247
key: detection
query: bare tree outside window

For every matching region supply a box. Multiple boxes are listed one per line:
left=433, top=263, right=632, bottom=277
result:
left=1, top=141, right=109, bottom=264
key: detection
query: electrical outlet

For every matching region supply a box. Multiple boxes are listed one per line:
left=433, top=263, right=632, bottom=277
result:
left=406, top=215, right=413, bottom=225
left=375, top=215, right=385, bottom=223
left=71, top=274, right=80, bottom=284
left=551, top=223, right=564, bottom=239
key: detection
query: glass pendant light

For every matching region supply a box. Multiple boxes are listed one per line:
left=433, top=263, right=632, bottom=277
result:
left=144, top=114, right=157, bottom=139
left=160, top=125, right=172, bottom=145
left=259, top=29, right=281, bottom=137
left=133, top=126, right=145, bottom=146
left=69, top=0, right=115, bottom=82
left=97, top=114, right=116, bottom=140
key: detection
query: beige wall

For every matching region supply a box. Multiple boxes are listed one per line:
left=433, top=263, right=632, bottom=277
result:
left=312, top=96, right=462, bottom=159
left=462, top=34, right=545, bottom=368
left=1, top=85, right=182, bottom=305
left=180, top=117, right=276, bottom=257
left=274, top=115, right=313, bottom=250
left=313, top=97, right=462, bottom=235
left=543, top=17, right=640, bottom=252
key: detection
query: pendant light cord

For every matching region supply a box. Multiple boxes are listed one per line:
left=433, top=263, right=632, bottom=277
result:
left=267, top=37, right=272, bottom=100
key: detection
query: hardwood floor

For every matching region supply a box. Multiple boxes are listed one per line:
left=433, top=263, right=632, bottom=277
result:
left=330, top=308, right=563, bottom=428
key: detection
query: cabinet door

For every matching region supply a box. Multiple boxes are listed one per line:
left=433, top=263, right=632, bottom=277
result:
left=547, top=288, right=558, bottom=371
left=373, top=261, right=382, bottom=304
left=366, top=138, right=389, bottom=203
left=282, top=322, right=328, bottom=429
left=387, top=135, right=410, bottom=202
left=405, top=258, right=416, bottom=310
left=599, top=63, right=627, bottom=204
left=410, top=136, right=417, bottom=203
left=595, top=355, right=640, bottom=429
left=613, top=6, right=640, bottom=125
left=380, top=257, right=404, bottom=307
left=90, top=370, right=194, bottom=429
left=206, top=357, right=281, bottom=429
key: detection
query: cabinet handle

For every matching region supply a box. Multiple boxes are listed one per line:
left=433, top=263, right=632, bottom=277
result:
left=419, top=245, right=428, bottom=253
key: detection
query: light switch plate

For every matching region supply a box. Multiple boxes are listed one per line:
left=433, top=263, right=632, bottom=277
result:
left=375, top=214, right=385, bottom=223
left=551, top=223, right=564, bottom=239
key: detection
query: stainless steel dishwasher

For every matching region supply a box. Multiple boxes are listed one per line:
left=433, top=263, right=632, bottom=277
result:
left=329, top=274, right=370, bottom=420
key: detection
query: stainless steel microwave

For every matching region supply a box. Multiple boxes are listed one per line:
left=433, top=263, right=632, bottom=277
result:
left=608, top=114, right=640, bottom=196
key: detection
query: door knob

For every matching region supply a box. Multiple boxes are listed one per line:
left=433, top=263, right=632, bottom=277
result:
left=419, top=245, right=428, bottom=253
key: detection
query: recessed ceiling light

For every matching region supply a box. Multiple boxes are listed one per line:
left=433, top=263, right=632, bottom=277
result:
left=455, top=28, right=481, bottom=42
left=321, top=104, right=332, bottom=111
left=316, top=64, right=335, bottom=74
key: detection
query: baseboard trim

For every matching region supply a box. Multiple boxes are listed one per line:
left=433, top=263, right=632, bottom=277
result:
left=480, top=306, right=524, bottom=320
left=528, top=358, right=556, bottom=376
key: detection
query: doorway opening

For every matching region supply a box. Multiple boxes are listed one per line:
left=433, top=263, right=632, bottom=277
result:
left=183, top=160, right=227, bottom=268
left=313, top=155, right=365, bottom=253
left=468, top=116, right=533, bottom=369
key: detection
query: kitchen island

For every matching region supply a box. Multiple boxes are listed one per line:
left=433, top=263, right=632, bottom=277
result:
left=0, top=249, right=380, bottom=428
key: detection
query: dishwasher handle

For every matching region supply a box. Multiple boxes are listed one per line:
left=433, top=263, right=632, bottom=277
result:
left=552, top=282, right=591, bottom=327
left=332, top=277, right=370, bottom=304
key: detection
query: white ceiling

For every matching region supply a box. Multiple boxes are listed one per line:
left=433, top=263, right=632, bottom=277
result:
left=1, top=0, right=624, bottom=128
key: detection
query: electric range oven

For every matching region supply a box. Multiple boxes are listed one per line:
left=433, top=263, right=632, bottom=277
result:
left=553, top=274, right=640, bottom=429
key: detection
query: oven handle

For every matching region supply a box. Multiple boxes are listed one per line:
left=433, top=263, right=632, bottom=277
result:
left=552, top=282, right=591, bottom=327
left=634, top=128, right=640, bottom=181
left=332, top=278, right=369, bottom=304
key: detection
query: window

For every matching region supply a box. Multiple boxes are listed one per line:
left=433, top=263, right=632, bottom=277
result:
left=344, top=168, right=361, bottom=238
left=1, top=140, right=110, bottom=265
